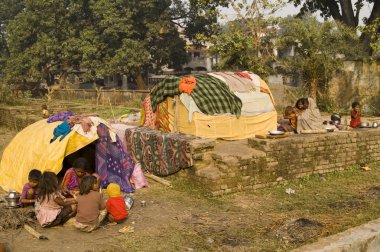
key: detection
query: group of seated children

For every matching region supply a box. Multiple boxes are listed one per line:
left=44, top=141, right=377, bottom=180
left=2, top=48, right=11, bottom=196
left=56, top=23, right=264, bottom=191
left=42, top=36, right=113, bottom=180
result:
left=20, top=158, right=129, bottom=232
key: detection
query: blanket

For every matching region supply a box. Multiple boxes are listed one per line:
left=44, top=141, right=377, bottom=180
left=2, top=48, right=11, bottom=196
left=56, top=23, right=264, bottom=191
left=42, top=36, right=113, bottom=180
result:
left=126, top=127, right=193, bottom=176
left=149, top=74, right=242, bottom=117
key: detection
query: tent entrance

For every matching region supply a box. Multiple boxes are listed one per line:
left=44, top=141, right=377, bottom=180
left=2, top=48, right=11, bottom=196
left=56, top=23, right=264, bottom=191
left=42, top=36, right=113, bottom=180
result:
left=59, top=142, right=97, bottom=178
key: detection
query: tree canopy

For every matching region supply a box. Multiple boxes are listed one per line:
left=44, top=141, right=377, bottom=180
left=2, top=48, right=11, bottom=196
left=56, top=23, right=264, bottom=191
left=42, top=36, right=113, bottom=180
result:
left=0, top=0, right=227, bottom=86
left=289, top=0, right=379, bottom=28
left=277, top=16, right=360, bottom=101
left=209, top=0, right=284, bottom=76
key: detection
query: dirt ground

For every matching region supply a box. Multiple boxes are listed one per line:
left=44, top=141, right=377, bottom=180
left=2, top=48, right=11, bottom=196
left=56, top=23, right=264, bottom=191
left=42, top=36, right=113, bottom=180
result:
left=1, top=126, right=380, bottom=252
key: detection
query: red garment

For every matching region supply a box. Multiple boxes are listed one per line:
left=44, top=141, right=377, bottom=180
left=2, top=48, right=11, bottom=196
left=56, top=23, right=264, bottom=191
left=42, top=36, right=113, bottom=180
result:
left=350, top=110, right=361, bottom=128
left=106, top=196, right=129, bottom=221
left=179, top=77, right=196, bottom=94
left=234, top=72, right=252, bottom=80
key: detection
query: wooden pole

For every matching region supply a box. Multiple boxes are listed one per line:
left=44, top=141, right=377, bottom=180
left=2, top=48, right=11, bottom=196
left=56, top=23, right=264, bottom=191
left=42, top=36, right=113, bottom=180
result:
left=108, top=97, right=116, bottom=122
left=24, top=224, right=48, bottom=240
left=145, top=173, right=172, bottom=187
left=174, top=95, right=179, bottom=133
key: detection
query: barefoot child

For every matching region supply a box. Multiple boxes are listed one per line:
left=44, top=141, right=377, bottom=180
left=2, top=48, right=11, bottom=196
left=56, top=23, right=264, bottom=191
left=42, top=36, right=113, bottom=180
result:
left=74, top=176, right=107, bottom=232
left=20, top=169, right=41, bottom=206
left=106, top=183, right=128, bottom=225
left=35, top=172, right=76, bottom=227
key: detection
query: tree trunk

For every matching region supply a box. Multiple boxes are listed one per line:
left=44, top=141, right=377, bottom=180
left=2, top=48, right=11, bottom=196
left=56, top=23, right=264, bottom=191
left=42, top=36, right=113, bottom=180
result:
left=339, top=0, right=356, bottom=27
left=58, top=72, right=68, bottom=87
left=309, top=79, right=318, bottom=102
left=135, top=69, right=146, bottom=90
left=45, top=73, right=55, bottom=86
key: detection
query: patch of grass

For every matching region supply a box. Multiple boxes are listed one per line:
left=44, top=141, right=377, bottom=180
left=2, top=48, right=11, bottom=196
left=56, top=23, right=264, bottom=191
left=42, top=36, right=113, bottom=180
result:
left=170, top=176, right=224, bottom=207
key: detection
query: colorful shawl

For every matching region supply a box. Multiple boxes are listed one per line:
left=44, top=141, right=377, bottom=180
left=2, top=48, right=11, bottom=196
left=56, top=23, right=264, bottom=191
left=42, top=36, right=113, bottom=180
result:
left=95, top=124, right=135, bottom=193
left=47, top=111, right=74, bottom=123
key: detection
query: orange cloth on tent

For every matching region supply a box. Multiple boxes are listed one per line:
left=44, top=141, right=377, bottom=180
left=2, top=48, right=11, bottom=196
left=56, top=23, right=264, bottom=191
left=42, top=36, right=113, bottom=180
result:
left=259, top=79, right=275, bottom=106
left=179, top=77, right=196, bottom=95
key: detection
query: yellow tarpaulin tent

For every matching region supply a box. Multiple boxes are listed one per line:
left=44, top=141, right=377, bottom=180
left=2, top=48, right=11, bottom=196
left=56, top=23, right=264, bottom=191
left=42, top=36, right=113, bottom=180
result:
left=0, top=119, right=98, bottom=192
left=165, top=97, right=277, bottom=140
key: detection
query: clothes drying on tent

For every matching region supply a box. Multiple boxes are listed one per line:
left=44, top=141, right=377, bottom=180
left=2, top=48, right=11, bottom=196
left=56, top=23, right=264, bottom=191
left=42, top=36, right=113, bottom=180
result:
left=140, top=71, right=277, bottom=140
left=125, top=127, right=193, bottom=176
left=150, top=74, right=243, bottom=117
left=0, top=118, right=139, bottom=193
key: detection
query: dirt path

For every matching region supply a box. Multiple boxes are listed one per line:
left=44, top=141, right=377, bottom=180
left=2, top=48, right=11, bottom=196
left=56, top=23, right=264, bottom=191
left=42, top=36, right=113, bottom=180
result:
left=1, top=127, right=380, bottom=251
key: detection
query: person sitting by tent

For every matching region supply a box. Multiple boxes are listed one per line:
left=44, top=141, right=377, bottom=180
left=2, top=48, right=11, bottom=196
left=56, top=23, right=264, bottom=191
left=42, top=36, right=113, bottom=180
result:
left=35, top=172, right=77, bottom=228
left=294, top=98, right=309, bottom=115
left=296, top=98, right=324, bottom=133
left=61, top=158, right=97, bottom=197
left=20, top=169, right=41, bottom=207
left=74, top=175, right=107, bottom=232
left=106, top=183, right=128, bottom=225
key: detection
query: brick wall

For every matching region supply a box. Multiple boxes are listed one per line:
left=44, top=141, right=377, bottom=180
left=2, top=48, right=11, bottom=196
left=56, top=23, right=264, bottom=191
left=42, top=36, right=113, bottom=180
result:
left=183, top=129, right=380, bottom=196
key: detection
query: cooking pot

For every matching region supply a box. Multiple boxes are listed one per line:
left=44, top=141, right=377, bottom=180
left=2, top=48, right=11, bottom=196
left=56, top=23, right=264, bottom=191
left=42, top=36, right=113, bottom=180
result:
left=331, top=113, right=341, bottom=123
left=5, top=190, right=20, bottom=207
left=373, top=122, right=379, bottom=128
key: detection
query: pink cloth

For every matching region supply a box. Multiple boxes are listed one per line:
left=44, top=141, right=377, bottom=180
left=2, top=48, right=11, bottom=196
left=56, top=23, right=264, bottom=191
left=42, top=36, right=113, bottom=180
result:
left=131, top=163, right=148, bottom=189
left=35, top=192, right=64, bottom=227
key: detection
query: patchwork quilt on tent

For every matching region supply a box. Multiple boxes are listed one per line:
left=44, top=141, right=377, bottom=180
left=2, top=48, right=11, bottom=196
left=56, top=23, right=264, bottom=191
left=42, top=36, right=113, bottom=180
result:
left=150, top=74, right=243, bottom=117
left=125, top=127, right=193, bottom=176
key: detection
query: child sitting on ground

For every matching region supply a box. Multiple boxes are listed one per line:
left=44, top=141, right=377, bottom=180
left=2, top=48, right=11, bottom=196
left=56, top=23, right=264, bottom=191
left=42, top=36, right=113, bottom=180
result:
left=350, top=101, right=361, bottom=128
left=35, top=172, right=77, bottom=228
left=106, top=183, right=128, bottom=225
left=61, top=157, right=97, bottom=197
left=20, top=169, right=41, bottom=207
left=74, top=176, right=107, bottom=232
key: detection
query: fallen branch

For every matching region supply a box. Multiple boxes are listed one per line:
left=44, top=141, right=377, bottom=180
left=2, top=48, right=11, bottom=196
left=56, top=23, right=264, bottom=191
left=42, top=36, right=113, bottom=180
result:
left=24, top=224, right=48, bottom=240
left=145, top=173, right=172, bottom=187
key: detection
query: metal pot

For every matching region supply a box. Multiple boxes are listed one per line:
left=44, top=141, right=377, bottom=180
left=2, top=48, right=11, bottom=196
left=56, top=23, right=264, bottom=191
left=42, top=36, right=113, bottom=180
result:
left=331, top=113, right=341, bottom=124
left=373, top=122, right=378, bottom=128
left=6, top=190, right=20, bottom=207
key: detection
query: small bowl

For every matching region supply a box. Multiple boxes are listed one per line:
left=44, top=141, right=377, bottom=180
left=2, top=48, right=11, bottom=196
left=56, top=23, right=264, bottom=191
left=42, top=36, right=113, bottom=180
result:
left=360, top=122, right=369, bottom=127
left=269, top=130, right=285, bottom=135
left=326, top=128, right=335, bottom=132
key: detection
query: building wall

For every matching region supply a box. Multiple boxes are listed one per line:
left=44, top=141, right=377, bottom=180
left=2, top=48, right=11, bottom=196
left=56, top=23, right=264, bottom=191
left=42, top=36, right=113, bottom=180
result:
left=328, top=60, right=380, bottom=114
